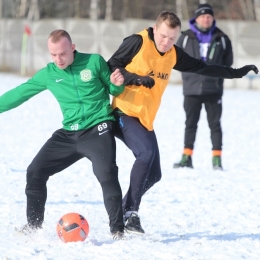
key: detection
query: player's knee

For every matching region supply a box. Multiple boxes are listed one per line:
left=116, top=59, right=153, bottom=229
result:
left=209, top=122, right=221, bottom=131
left=139, top=146, right=155, bottom=165
left=26, top=162, right=51, bottom=184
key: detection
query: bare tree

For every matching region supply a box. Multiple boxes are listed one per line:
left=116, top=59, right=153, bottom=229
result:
left=220, top=1, right=232, bottom=19
left=90, top=0, right=100, bottom=20
left=176, top=0, right=189, bottom=20
left=74, top=0, right=81, bottom=18
left=19, top=0, right=28, bottom=17
left=245, top=0, right=255, bottom=20
left=121, top=0, right=128, bottom=20
left=238, top=0, right=250, bottom=19
left=12, top=0, right=39, bottom=19
left=182, top=0, right=189, bottom=19
left=27, top=0, right=40, bottom=20
left=134, top=0, right=143, bottom=19
left=105, top=0, right=113, bottom=20
left=0, top=0, right=257, bottom=20
left=254, top=0, right=260, bottom=20
left=176, top=0, right=183, bottom=19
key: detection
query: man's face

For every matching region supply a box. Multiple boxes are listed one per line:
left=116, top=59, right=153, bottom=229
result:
left=153, top=21, right=180, bottom=53
left=48, top=37, right=75, bottom=69
left=195, top=14, right=214, bottom=29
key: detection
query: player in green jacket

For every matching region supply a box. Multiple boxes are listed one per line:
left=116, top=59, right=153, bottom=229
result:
left=0, top=29, right=126, bottom=240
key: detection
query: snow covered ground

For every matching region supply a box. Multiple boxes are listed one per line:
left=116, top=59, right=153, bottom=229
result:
left=0, top=72, right=260, bottom=260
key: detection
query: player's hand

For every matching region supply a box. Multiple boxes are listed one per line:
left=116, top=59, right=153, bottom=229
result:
left=110, top=69, right=124, bottom=86
left=236, top=65, right=259, bottom=78
left=136, top=76, right=155, bottom=89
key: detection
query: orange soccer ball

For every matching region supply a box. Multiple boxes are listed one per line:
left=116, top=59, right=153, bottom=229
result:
left=56, top=212, right=89, bottom=243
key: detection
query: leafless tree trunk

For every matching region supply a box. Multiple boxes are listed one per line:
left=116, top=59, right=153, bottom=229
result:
left=176, top=0, right=189, bottom=20
left=182, top=0, right=189, bottom=20
left=134, top=0, right=142, bottom=19
left=27, top=0, right=40, bottom=20
left=221, top=1, right=232, bottom=19
left=239, top=0, right=255, bottom=20
left=105, top=0, right=113, bottom=20
left=19, top=0, right=28, bottom=17
left=0, top=0, right=2, bottom=18
left=74, top=0, right=81, bottom=18
left=253, top=0, right=260, bottom=20
left=90, top=0, right=100, bottom=20
left=121, top=0, right=128, bottom=20
left=176, top=0, right=183, bottom=19
left=245, top=0, right=255, bottom=20
left=238, top=0, right=249, bottom=19
left=0, top=0, right=256, bottom=21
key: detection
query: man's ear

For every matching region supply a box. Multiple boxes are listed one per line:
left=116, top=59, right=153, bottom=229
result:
left=72, top=44, right=76, bottom=51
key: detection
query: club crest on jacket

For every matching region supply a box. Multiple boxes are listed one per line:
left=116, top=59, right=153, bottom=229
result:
left=80, top=69, right=92, bottom=82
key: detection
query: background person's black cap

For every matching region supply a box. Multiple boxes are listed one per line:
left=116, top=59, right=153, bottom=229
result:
left=195, top=3, right=214, bottom=18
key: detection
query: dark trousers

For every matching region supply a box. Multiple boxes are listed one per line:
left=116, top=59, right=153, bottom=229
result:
left=184, top=94, right=222, bottom=151
left=114, top=112, right=162, bottom=214
left=25, top=121, right=124, bottom=233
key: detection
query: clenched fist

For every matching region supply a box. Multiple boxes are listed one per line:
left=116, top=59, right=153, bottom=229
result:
left=136, top=76, right=155, bottom=89
left=110, top=69, right=124, bottom=86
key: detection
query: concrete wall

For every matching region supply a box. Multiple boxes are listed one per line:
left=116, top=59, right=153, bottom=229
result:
left=0, top=18, right=260, bottom=89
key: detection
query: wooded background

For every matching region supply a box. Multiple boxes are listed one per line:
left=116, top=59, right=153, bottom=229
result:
left=0, top=0, right=260, bottom=21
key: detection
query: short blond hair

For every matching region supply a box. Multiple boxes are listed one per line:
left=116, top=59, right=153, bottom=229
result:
left=48, top=29, right=72, bottom=43
left=156, top=11, right=181, bottom=29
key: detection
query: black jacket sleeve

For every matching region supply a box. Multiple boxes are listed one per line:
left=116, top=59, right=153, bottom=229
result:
left=173, top=45, right=241, bottom=79
left=107, top=34, right=143, bottom=85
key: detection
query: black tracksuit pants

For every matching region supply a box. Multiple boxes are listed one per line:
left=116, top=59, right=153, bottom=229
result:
left=114, top=112, right=162, bottom=214
left=25, top=121, right=124, bottom=233
left=184, top=94, right=223, bottom=151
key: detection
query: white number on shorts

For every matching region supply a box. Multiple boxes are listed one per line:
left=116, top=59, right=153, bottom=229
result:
left=98, top=123, right=108, bottom=131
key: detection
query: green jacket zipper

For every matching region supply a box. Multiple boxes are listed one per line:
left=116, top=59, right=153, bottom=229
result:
left=70, top=66, right=86, bottom=125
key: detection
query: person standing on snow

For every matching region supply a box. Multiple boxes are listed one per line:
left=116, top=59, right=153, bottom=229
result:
left=0, top=29, right=126, bottom=240
left=107, top=11, right=258, bottom=235
left=174, top=4, right=233, bottom=170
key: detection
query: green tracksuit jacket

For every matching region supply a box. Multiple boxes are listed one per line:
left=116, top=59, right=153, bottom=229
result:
left=0, top=51, right=124, bottom=131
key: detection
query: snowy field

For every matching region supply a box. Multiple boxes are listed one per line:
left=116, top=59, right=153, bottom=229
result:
left=0, top=72, right=260, bottom=260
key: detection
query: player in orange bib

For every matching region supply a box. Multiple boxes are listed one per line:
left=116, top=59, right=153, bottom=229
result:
left=108, top=11, right=258, bottom=235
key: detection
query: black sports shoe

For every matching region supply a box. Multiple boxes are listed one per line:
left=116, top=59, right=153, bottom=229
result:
left=125, top=213, right=145, bottom=235
left=212, top=156, right=223, bottom=170
left=173, top=154, right=193, bottom=169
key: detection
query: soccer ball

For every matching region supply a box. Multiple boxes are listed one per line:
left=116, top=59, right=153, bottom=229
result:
left=56, top=212, right=89, bottom=243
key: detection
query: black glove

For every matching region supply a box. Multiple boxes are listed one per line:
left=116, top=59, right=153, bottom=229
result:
left=136, top=76, right=155, bottom=89
left=236, top=65, right=259, bottom=78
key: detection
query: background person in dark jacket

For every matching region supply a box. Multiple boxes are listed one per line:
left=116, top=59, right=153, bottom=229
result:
left=174, top=4, right=233, bottom=170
